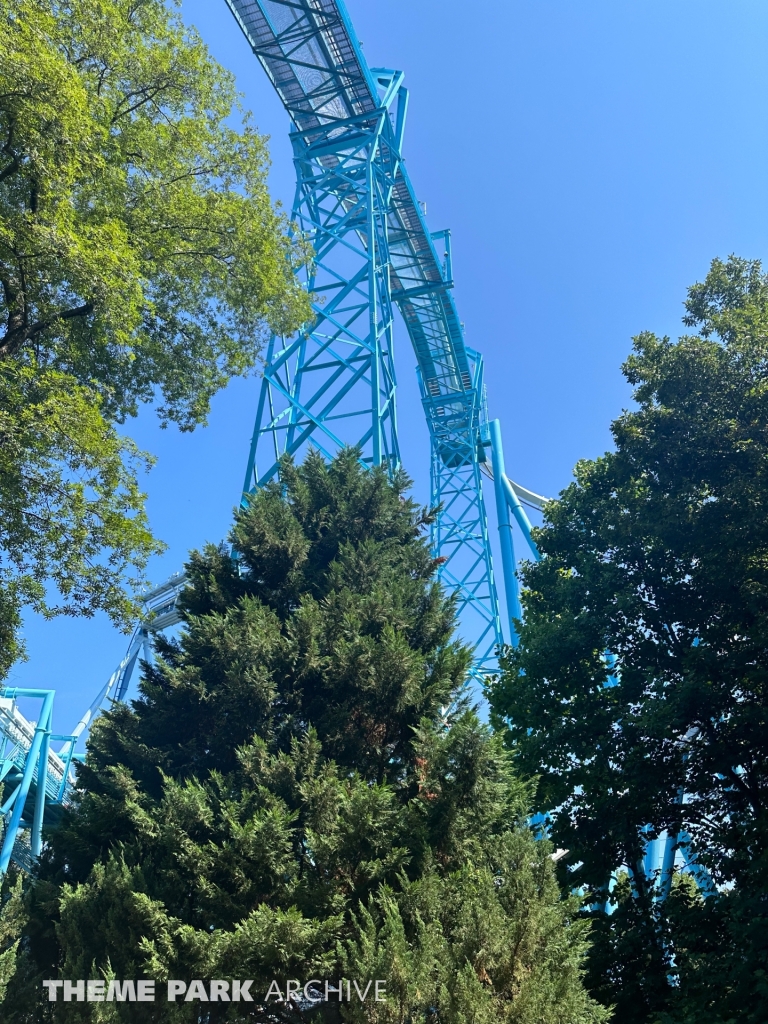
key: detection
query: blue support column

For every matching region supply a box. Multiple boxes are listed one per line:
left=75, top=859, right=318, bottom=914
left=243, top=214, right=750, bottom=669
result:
left=227, top=0, right=505, bottom=680
left=0, top=688, right=79, bottom=874
left=0, top=689, right=54, bottom=874
left=423, top=350, right=502, bottom=680
left=657, top=831, right=678, bottom=901
left=51, top=734, right=77, bottom=803
left=490, top=419, right=522, bottom=644
left=500, top=474, right=540, bottom=562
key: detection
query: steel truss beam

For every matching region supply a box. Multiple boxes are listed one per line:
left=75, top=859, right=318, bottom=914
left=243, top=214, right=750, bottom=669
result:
left=67, top=574, right=188, bottom=746
left=0, top=574, right=188, bottom=876
left=230, top=0, right=503, bottom=679
left=425, top=356, right=501, bottom=676
left=242, top=78, right=404, bottom=485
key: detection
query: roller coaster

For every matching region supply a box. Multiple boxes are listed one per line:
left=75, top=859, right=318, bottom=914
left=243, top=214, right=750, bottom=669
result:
left=0, top=0, right=690, bottom=897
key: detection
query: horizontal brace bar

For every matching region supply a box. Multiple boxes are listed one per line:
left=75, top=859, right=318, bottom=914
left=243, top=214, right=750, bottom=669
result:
left=394, top=280, right=453, bottom=300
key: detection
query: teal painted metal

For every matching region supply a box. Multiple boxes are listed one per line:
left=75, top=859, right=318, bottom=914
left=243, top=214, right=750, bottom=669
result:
left=489, top=419, right=521, bottom=646
left=228, top=0, right=503, bottom=677
left=0, top=688, right=76, bottom=874
left=501, top=474, right=540, bottom=561
left=427, top=352, right=500, bottom=675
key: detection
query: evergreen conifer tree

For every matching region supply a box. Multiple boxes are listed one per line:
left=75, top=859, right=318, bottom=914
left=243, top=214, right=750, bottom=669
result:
left=11, top=450, right=607, bottom=1024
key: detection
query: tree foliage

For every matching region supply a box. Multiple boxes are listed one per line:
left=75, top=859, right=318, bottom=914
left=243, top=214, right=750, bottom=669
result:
left=488, top=256, right=768, bottom=1023
left=0, top=0, right=309, bottom=424
left=0, top=0, right=311, bottom=666
left=0, top=363, right=160, bottom=661
left=10, top=451, right=607, bottom=1024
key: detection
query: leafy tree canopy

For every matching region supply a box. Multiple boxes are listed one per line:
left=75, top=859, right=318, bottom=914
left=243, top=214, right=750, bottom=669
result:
left=488, top=256, right=768, bottom=1024
left=11, top=451, right=607, bottom=1024
left=1, top=0, right=309, bottom=424
left=0, top=363, right=159, bottom=670
left=0, top=0, right=311, bottom=662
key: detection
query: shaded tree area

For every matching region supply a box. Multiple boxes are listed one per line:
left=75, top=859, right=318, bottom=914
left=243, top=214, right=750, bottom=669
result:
left=489, top=256, right=768, bottom=1024
left=7, top=451, right=607, bottom=1024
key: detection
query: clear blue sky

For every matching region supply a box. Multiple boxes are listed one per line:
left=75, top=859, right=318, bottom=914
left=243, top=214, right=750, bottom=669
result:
left=11, top=0, right=768, bottom=733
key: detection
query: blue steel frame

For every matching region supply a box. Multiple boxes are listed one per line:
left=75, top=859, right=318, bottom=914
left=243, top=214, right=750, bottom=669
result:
left=235, top=0, right=405, bottom=483
left=0, top=688, right=76, bottom=874
left=229, top=0, right=503, bottom=678
left=426, top=356, right=501, bottom=674
left=487, top=419, right=541, bottom=645
left=0, top=573, right=188, bottom=877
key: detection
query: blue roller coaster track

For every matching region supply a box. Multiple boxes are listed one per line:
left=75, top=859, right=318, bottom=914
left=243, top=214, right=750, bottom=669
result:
left=228, top=0, right=544, bottom=675
left=0, top=0, right=702, bottom=901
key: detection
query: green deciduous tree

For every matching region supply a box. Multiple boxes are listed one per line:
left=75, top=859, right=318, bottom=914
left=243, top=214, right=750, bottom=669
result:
left=0, top=0, right=311, bottom=667
left=488, top=256, right=768, bottom=1024
left=11, top=451, right=607, bottom=1024
left=0, top=363, right=159, bottom=668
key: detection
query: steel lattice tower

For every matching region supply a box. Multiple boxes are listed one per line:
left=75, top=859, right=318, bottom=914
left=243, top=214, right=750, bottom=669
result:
left=240, top=67, right=403, bottom=482
left=229, top=0, right=509, bottom=675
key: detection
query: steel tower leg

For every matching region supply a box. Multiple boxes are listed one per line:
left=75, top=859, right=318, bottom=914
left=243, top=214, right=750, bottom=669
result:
left=490, top=419, right=522, bottom=645
left=242, top=78, right=408, bottom=495
left=423, top=352, right=503, bottom=680
left=431, top=446, right=502, bottom=678
left=30, top=723, right=51, bottom=858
